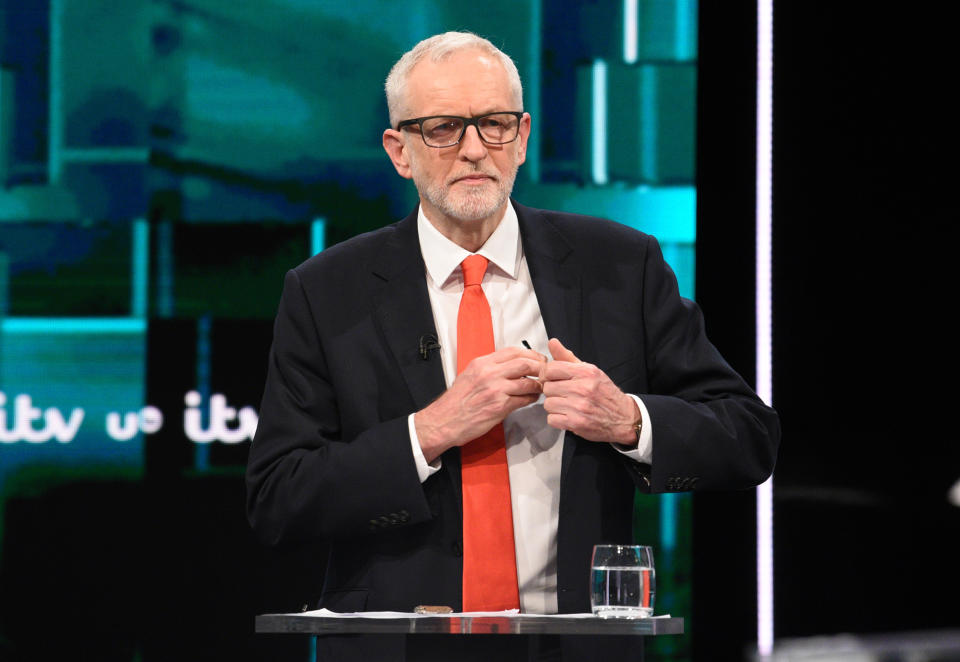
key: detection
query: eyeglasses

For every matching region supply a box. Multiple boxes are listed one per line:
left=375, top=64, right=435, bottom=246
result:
left=397, top=112, right=524, bottom=148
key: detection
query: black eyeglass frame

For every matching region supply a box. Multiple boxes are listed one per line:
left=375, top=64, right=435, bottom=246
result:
left=396, top=111, right=525, bottom=148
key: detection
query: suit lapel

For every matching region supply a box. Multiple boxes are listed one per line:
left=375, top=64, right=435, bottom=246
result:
left=514, top=202, right=583, bottom=484
left=371, top=210, right=462, bottom=506
left=371, top=211, right=447, bottom=412
left=516, top=202, right=581, bottom=354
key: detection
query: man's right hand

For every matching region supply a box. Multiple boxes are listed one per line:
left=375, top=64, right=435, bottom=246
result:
left=414, top=347, right=545, bottom=463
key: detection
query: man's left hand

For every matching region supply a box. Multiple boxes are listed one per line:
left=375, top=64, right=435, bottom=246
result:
left=541, top=338, right=640, bottom=446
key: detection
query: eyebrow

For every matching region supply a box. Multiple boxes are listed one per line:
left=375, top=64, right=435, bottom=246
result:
left=417, top=108, right=515, bottom=118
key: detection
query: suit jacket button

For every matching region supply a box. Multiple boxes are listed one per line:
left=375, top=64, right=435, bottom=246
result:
left=451, top=541, right=462, bottom=556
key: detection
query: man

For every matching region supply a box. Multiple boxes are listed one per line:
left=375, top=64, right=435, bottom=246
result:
left=246, top=31, right=779, bottom=661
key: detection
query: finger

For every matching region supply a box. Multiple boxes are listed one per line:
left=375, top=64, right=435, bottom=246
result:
left=504, top=377, right=543, bottom=396
left=507, top=393, right=542, bottom=410
left=548, top=337, right=580, bottom=363
left=461, top=349, right=541, bottom=377
left=491, top=346, right=545, bottom=363
left=546, top=412, right=572, bottom=431
left=542, top=394, right=561, bottom=414
left=541, top=380, right=572, bottom=398
left=499, top=357, right=547, bottom=379
left=542, top=393, right=585, bottom=415
left=541, top=361, right=583, bottom=382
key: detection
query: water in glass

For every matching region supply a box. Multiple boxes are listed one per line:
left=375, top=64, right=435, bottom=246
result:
left=590, top=544, right=656, bottom=618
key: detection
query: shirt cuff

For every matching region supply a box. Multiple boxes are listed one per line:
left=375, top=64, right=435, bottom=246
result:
left=408, top=413, right=442, bottom=482
left=611, top=394, right=653, bottom=464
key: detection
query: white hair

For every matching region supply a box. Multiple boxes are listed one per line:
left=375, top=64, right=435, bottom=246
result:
left=384, top=31, right=523, bottom=128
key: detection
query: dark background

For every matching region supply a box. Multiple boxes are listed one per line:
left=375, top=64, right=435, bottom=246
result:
left=697, top=2, right=957, bottom=658
left=1, top=2, right=956, bottom=661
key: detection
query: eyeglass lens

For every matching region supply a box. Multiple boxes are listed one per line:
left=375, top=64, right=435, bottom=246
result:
left=420, top=113, right=519, bottom=147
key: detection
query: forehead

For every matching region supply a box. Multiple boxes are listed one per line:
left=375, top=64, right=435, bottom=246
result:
left=405, top=48, right=515, bottom=116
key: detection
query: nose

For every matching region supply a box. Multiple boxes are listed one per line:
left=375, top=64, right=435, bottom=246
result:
left=458, top=125, right=488, bottom=162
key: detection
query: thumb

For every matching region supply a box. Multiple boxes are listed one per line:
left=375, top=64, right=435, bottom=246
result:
left=548, top=337, right=581, bottom=363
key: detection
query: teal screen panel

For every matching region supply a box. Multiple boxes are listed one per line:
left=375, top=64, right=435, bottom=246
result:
left=0, top=1, right=698, bottom=659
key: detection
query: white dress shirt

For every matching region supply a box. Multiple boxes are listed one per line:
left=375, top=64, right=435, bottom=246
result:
left=406, top=202, right=652, bottom=614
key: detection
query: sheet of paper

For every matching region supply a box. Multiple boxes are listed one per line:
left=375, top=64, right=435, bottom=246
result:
left=293, top=608, right=669, bottom=619
left=511, top=613, right=672, bottom=619
left=296, top=608, right=519, bottom=619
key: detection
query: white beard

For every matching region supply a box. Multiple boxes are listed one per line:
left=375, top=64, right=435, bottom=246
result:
left=410, top=155, right=518, bottom=224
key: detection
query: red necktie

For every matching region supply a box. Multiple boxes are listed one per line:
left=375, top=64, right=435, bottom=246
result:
left=457, top=254, right=520, bottom=612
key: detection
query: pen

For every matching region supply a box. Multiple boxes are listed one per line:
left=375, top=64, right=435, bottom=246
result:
left=522, top=340, right=546, bottom=386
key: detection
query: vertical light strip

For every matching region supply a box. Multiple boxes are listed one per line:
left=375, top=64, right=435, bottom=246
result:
left=194, top=315, right=212, bottom=472
left=640, top=66, right=658, bottom=182
left=591, top=59, right=608, bottom=185
left=623, top=0, right=639, bottom=64
left=527, top=0, right=542, bottom=182
left=311, top=217, right=327, bottom=256
left=0, top=251, right=9, bottom=317
left=756, top=0, right=775, bottom=657
left=47, top=0, right=63, bottom=184
left=659, top=493, right=677, bottom=552
left=675, top=0, right=694, bottom=60
left=131, top=219, right=150, bottom=318
left=156, top=221, right=175, bottom=318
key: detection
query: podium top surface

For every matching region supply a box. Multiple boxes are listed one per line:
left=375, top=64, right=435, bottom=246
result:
left=255, top=612, right=684, bottom=636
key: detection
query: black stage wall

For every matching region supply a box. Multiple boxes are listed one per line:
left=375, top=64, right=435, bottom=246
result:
left=696, top=3, right=956, bottom=658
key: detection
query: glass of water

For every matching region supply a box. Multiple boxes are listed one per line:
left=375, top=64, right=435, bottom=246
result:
left=590, top=544, right=655, bottom=618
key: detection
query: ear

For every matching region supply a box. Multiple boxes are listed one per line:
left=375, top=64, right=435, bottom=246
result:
left=383, top=129, right=413, bottom=179
left=515, top=112, right=532, bottom=166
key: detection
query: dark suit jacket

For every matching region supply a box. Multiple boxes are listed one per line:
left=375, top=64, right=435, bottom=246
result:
left=246, top=201, right=779, bottom=660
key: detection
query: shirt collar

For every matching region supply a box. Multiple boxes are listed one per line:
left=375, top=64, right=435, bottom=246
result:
left=417, top=201, right=521, bottom=288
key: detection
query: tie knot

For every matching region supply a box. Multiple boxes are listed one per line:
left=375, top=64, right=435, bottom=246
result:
left=461, top=254, right=489, bottom=288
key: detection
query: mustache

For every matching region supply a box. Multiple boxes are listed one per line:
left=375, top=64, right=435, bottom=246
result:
left=447, top=168, right=500, bottom=185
